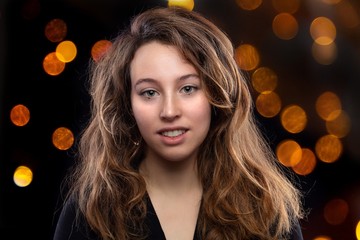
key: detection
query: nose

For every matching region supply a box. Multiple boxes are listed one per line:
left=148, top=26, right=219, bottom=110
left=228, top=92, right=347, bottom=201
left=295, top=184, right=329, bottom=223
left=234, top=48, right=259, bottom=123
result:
left=160, top=94, right=181, bottom=121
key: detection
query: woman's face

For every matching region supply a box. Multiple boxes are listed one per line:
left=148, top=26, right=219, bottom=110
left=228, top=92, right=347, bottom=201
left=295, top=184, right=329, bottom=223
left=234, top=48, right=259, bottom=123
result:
left=130, top=41, right=211, bottom=163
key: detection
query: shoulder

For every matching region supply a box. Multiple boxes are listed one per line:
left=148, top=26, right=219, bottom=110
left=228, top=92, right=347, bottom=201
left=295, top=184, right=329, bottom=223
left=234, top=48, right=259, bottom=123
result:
left=288, top=220, right=303, bottom=240
left=53, top=195, right=100, bottom=240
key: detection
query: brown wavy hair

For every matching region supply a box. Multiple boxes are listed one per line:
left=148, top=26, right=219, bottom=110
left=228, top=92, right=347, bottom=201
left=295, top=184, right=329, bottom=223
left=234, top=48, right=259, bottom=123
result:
left=64, top=6, right=304, bottom=240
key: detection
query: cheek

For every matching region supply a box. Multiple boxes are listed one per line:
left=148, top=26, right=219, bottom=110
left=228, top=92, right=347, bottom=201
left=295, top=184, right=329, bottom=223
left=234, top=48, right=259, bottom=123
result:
left=131, top=99, right=153, bottom=129
left=191, top=100, right=212, bottom=125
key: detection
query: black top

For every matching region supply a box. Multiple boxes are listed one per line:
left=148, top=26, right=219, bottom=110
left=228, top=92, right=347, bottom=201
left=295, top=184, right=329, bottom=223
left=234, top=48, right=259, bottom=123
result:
left=53, top=197, right=303, bottom=240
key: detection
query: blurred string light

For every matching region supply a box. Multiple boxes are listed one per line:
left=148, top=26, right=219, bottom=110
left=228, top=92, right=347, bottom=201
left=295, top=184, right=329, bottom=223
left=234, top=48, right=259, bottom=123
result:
left=13, top=166, right=33, bottom=187
left=276, top=139, right=302, bottom=167
left=292, top=148, right=317, bottom=175
left=252, top=67, right=278, bottom=93
left=167, top=0, right=194, bottom=10
left=91, top=40, right=112, bottom=62
left=272, top=13, right=299, bottom=40
left=315, top=91, right=342, bottom=121
left=235, top=0, right=262, bottom=10
left=52, top=127, right=74, bottom=151
left=10, top=104, right=30, bottom=127
left=44, top=18, right=67, bottom=43
left=312, top=41, right=337, bottom=65
left=280, top=105, right=307, bottom=134
left=314, top=236, right=332, bottom=240
left=323, top=198, right=349, bottom=225
left=42, top=52, right=66, bottom=76
left=310, top=17, right=336, bottom=46
left=56, top=40, right=77, bottom=63
left=356, top=221, right=360, bottom=239
left=235, top=44, right=260, bottom=71
left=315, top=134, right=343, bottom=163
left=255, top=91, right=282, bottom=118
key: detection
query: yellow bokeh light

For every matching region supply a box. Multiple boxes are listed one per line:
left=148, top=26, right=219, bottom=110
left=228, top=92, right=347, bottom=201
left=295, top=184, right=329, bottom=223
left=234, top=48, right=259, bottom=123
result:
left=255, top=91, right=282, bottom=118
left=56, top=40, right=77, bottom=63
left=315, top=91, right=342, bottom=121
left=168, top=0, right=194, bottom=11
left=281, top=105, right=307, bottom=134
left=314, top=236, right=332, bottom=240
left=310, top=17, right=337, bottom=45
left=43, top=52, right=66, bottom=76
left=312, top=41, right=337, bottom=65
left=356, top=220, right=360, bottom=240
left=10, top=104, right=30, bottom=127
left=235, top=44, right=260, bottom=71
left=91, top=40, right=112, bottom=62
left=236, top=0, right=262, bottom=10
left=272, top=13, right=299, bottom=40
left=251, top=67, right=278, bottom=93
left=276, top=139, right=302, bottom=167
left=13, top=165, right=33, bottom=187
left=326, top=110, right=351, bottom=138
left=292, top=148, right=317, bottom=175
left=315, top=134, right=343, bottom=163
left=52, top=127, right=75, bottom=150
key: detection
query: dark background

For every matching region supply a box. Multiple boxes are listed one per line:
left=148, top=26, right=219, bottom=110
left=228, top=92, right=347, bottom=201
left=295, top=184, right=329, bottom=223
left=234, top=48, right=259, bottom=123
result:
left=1, top=0, right=360, bottom=239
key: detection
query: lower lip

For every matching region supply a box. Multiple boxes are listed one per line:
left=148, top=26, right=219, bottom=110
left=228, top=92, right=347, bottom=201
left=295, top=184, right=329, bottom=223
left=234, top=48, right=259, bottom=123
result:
left=159, top=132, right=186, bottom=145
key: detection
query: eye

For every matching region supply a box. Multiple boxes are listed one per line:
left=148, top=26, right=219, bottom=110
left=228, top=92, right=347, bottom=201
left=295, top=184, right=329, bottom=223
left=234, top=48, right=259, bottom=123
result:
left=141, top=89, right=158, bottom=98
left=181, top=85, right=197, bottom=94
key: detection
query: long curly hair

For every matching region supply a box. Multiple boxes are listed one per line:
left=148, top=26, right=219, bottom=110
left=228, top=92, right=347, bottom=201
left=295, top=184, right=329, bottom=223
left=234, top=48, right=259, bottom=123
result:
left=65, top=6, right=304, bottom=240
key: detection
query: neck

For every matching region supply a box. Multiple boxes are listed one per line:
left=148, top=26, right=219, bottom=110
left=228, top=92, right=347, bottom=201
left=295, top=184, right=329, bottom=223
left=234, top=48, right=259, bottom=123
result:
left=139, top=155, right=202, bottom=195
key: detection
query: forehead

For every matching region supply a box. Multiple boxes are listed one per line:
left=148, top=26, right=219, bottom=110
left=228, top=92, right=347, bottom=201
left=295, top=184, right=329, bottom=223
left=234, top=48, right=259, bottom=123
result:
left=130, top=41, right=198, bottom=78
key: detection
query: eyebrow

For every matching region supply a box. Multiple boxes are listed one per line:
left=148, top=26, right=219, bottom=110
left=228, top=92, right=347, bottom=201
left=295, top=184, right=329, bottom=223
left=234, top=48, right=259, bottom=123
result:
left=134, top=73, right=200, bottom=87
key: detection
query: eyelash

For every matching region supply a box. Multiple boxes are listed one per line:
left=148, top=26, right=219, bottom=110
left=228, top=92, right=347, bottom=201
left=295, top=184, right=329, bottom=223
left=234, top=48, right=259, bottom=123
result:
left=140, top=85, right=198, bottom=98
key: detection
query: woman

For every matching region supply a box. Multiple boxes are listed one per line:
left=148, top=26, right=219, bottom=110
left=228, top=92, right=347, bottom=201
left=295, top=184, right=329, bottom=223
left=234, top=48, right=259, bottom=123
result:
left=53, top=6, right=304, bottom=240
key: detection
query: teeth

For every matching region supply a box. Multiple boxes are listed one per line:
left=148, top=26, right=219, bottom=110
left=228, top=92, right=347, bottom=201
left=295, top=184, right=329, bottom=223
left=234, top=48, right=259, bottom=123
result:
left=161, top=130, right=185, bottom=137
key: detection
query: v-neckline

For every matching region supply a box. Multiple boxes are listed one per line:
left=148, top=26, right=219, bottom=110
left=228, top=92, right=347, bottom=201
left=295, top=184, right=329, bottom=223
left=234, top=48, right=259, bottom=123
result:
left=145, top=195, right=200, bottom=240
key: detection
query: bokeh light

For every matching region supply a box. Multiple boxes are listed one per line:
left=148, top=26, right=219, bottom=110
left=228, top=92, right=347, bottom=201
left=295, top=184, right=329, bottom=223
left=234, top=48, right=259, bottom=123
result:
left=235, top=0, right=262, bottom=10
left=167, top=0, right=194, bottom=10
left=280, top=105, right=307, bottom=134
left=315, top=91, right=342, bottom=121
left=292, top=148, right=317, bottom=175
left=43, top=52, right=66, bottom=76
left=272, top=13, right=299, bottom=40
left=56, top=40, right=77, bottom=63
left=325, top=110, right=351, bottom=138
left=52, top=127, right=75, bottom=151
left=251, top=67, right=278, bottom=93
left=10, top=104, right=30, bottom=127
left=255, top=91, right=282, bottom=118
left=44, top=18, right=67, bottom=43
left=13, top=166, right=33, bottom=187
left=315, top=134, right=343, bottom=163
left=310, top=17, right=337, bottom=45
left=91, top=40, right=112, bottom=62
left=235, top=44, right=260, bottom=71
left=276, top=139, right=302, bottom=167
left=323, top=198, right=349, bottom=225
